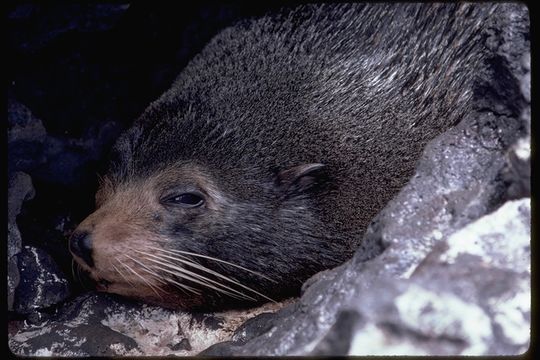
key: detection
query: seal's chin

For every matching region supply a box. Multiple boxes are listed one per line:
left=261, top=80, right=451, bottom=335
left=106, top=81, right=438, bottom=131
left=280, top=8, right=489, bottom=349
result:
left=103, top=281, right=206, bottom=309
left=72, top=265, right=202, bottom=309
left=86, top=271, right=148, bottom=298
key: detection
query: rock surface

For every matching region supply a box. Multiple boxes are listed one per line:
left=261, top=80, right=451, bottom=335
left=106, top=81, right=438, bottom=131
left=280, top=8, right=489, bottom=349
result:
left=14, top=246, right=71, bottom=315
left=7, top=2, right=530, bottom=357
left=8, top=293, right=291, bottom=356
left=8, top=172, right=35, bottom=312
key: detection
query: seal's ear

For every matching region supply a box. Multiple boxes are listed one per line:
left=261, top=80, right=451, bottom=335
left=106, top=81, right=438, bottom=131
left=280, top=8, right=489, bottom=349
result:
left=276, top=163, right=326, bottom=196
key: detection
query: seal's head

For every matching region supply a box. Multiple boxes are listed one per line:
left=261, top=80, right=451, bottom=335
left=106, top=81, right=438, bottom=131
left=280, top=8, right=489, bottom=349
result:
left=70, top=125, right=349, bottom=309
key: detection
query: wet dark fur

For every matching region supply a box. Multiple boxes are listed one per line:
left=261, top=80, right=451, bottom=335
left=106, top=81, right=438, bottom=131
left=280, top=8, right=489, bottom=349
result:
left=80, top=3, right=502, bottom=308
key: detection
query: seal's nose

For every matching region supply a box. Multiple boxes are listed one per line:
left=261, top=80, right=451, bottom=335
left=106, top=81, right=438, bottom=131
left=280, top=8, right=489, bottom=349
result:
left=69, top=230, right=94, bottom=267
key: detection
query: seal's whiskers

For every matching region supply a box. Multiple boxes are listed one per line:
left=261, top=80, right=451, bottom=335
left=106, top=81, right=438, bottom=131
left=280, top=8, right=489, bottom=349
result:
left=122, top=254, right=197, bottom=295
left=144, top=244, right=276, bottom=283
left=141, top=253, right=255, bottom=301
left=158, top=275, right=203, bottom=296
left=118, top=258, right=164, bottom=299
left=137, top=248, right=276, bottom=303
left=123, top=254, right=168, bottom=286
left=111, top=261, right=135, bottom=287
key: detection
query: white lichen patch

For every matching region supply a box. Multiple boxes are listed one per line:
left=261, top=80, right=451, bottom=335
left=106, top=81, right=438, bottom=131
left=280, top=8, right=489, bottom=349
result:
left=349, top=323, right=429, bottom=356
left=33, top=348, right=53, bottom=356
left=18, top=341, right=86, bottom=357
left=9, top=323, right=53, bottom=346
left=102, top=306, right=181, bottom=356
left=432, top=229, right=443, bottom=240
left=395, top=285, right=492, bottom=355
left=109, top=342, right=143, bottom=356
left=101, top=298, right=293, bottom=356
left=441, top=199, right=530, bottom=273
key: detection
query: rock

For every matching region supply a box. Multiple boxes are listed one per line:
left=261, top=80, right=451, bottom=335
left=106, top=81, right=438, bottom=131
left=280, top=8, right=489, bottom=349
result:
left=502, top=53, right=531, bottom=201
left=8, top=99, right=47, bottom=174
left=14, top=246, right=71, bottom=314
left=7, top=172, right=35, bottom=311
left=8, top=172, right=34, bottom=249
left=346, top=199, right=530, bottom=356
left=9, top=293, right=139, bottom=357
left=8, top=292, right=289, bottom=356
left=310, top=310, right=363, bottom=356
left=199, top=311, right=282, bottom=356
left=31, top=121, right=123, bottom=186
left=502, top=135, right=531, bottom=200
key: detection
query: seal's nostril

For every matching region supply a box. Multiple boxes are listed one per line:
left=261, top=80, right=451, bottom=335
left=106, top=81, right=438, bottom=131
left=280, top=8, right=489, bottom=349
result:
left=70, top=231, right=94, bottom=268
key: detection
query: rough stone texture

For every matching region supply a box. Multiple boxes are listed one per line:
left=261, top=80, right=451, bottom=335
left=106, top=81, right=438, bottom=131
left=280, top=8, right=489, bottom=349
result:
left=9, top=294, right=139, bottom=357
left=7, top=106, right=75, bottom=314
left=8, top=293, right=291, bottom=356
left=14, top=246, right=71, bottom=314
left=7, top=172, right=35, bottom=252
left=7, top=172, right=35, bottom=311
left=7, top=2, right=530, bottom=357
left=344, top=199, right=530, bottom=356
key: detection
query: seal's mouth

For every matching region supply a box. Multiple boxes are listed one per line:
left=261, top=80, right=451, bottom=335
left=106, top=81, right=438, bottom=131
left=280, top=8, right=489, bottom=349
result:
left=95, top=278, right=113, bottom=290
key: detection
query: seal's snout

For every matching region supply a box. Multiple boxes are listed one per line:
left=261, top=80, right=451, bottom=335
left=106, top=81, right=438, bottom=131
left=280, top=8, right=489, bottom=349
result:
left=69, top=230, right=94, bottom=267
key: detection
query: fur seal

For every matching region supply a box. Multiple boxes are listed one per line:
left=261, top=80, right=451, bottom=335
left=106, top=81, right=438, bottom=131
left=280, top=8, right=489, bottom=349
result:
left=70, top=3, right=500, bottom=309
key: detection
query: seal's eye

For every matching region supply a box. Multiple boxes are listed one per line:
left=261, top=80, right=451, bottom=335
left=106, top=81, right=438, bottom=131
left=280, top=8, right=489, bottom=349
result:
left=163, top=193, right=204, bottom=208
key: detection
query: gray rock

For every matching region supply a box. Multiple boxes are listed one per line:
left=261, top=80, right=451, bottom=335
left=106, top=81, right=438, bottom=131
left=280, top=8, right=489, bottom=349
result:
left=8, top=292, right=288, bottom=356
left=310, top=310, right=363, bottom=356
left=14, top=246, right=71, bottom=314
left=502, top=135, right=530, bottom=200
left=7, top=172, right=35, bottom=226
left=345, top=199, right=530, bottom=356
left=9, top=293, right=139, bottom=356
left=502, top=54, right=530, bottom=201
left=7, top=172, right=35, bottom=311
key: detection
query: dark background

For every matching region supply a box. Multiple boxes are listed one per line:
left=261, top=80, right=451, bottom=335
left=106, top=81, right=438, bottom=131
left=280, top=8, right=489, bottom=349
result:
left=7, top=2, right=297, bottom=294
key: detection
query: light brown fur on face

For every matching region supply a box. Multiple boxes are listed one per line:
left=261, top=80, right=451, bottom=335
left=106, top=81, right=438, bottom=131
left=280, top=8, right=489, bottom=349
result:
left=73, top=165, right=224, bottom=308
left=76, top=180, right=162, bottom=297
